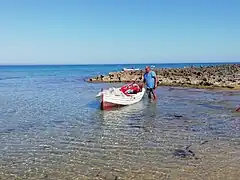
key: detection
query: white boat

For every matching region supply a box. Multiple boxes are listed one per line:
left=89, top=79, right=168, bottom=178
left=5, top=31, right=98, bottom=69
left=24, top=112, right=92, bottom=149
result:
left=96, top=83, right=145, bottom=110
left=122, top=67, right=140, bottom=71
left=236, top=105, right=240, bottom=112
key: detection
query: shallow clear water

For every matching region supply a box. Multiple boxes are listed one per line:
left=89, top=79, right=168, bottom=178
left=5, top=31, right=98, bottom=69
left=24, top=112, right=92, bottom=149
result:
left=0, top=65, right=239, bottom=179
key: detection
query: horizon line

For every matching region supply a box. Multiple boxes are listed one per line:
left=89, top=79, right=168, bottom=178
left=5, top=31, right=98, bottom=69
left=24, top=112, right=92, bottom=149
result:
left=0, top=61, right=239, bottom=66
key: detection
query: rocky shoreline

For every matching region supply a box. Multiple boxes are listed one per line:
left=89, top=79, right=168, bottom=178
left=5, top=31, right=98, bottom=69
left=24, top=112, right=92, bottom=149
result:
left=87, top=64, right=240, bottom=90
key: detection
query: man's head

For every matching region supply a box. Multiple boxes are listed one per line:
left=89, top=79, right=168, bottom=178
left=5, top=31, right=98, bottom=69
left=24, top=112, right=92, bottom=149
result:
left=145, top=66, right=151, bottom=73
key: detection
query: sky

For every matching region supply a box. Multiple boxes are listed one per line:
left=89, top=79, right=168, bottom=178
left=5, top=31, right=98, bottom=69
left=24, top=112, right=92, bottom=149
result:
left=0, top=0, right=239, bottom=65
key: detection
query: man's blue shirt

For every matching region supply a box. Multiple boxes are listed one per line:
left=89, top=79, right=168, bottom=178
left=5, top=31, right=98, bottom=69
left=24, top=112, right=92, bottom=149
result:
left=144, top=71, right=156, bottom=89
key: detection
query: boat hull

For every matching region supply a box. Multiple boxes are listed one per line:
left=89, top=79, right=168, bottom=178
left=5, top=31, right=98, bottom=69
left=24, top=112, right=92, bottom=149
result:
left=100, top=101, right=124, bottom=110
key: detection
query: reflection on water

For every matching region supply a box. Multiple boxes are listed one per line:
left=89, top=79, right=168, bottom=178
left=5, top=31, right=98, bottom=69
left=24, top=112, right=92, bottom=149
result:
left=0, top=84, right=240, bottom=179
left=99, top=100, right=146, bottom=121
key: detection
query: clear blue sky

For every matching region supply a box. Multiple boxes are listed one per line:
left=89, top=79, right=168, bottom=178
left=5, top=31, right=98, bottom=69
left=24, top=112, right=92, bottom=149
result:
left=0, top=0, right=239, bottom=64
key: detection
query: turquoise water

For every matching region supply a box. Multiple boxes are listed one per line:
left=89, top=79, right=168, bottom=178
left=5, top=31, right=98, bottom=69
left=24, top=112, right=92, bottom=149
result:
left=0, top=63, right=240, bottom=179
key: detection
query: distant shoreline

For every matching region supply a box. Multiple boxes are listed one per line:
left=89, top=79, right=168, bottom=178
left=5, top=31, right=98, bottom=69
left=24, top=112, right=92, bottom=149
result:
left=87, top=64, right=240, bottom=90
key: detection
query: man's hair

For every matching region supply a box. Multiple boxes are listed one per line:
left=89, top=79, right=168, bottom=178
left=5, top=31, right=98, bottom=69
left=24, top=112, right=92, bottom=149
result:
left=145, top=66, right=151, bottom=70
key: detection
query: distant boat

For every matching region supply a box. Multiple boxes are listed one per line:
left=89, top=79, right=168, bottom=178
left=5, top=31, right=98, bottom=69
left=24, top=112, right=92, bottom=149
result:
left=122, top=67, right=140, bottom=71
left=151, top=65, right=155, bottom=68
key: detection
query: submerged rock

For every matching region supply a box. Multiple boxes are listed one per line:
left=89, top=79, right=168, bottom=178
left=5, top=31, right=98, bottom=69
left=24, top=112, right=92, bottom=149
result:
left=173, top=149, right=192, bottom=158
left=173, top=145, right=197, bottom=159
left=87, top=64, right=240, bottom=89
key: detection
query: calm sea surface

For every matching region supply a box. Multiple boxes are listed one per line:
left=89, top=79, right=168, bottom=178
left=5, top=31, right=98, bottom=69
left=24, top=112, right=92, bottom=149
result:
left=0, top=63, right=239, bottom=179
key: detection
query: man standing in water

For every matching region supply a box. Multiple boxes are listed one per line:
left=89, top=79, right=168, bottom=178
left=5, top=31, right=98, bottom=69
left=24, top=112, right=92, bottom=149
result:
left=143, top=66, right=157, bottom=100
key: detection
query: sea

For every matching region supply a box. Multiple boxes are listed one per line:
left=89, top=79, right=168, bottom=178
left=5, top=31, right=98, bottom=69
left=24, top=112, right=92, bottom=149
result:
left=0, top=62, right=239, bottom=180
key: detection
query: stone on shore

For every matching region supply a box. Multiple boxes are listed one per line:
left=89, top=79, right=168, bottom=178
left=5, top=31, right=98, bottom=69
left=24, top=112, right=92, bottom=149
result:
left=87, top=64, right=240, bottom=89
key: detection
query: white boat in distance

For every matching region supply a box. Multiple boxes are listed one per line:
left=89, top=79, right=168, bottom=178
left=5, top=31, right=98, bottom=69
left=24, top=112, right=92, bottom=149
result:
left=122, top=67, right=140, bottom=71
left=96, top=83, right=145, bottom=110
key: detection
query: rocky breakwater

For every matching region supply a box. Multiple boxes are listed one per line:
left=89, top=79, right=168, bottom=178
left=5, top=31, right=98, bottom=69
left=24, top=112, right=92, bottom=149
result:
left=87, top=64, right=240, bottom=89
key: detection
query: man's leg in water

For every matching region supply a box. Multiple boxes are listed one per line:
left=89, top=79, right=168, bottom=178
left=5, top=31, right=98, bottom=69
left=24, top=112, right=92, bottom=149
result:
left=147, top=89, right=152, bottom=99
left=151, top=89, right=157, bottom=100
left=147, top=89, right=156, bottom=100
left=146, top=88, right=157, bottom=100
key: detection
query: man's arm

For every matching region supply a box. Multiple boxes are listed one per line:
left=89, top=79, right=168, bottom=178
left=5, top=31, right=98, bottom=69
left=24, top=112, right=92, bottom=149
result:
left=152, top=71, right=158, bottom=88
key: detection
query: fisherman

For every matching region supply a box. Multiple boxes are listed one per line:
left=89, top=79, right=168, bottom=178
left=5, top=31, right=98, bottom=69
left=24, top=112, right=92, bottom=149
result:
left=143, top=66, right=157, bottom=100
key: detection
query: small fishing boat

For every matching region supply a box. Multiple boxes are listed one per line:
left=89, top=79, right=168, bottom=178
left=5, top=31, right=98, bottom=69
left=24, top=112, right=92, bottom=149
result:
left=96, top=83, right=145, bottom=110
left=236, top=105, right=240, bottom=112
